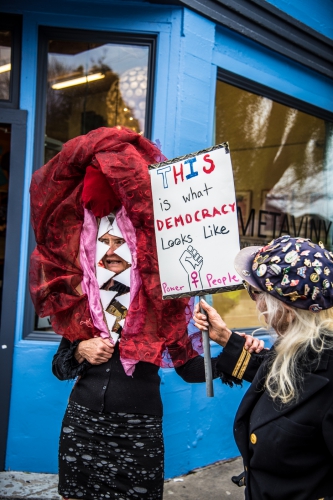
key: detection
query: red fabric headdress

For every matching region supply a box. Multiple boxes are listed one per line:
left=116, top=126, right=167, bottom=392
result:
left=29, top=127, right=202, bottom=367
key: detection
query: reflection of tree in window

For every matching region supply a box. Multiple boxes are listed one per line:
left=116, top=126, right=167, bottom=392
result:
left=106, top=66, right=146, bottom=132
left=106, top=78, right=140, bottom=131
left=46, top=58, right=143, bottom=163
left=44, top=40, right=148, bottom=162
left=46, top=60, right=117, bottom=142
left=215, top=80, right=330, bottom=242
left=46, top=60, right=75, bottom=144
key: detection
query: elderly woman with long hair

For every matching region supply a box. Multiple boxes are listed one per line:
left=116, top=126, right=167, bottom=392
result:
left=194, top=235, right=333, bottom=500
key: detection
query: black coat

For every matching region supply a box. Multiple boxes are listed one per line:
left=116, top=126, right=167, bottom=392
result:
left=218, top=334, right=333, bottom=500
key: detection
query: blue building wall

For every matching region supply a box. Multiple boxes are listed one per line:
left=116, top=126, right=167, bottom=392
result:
left=2, top=0, right=333, bottom=476
left=213, top=25, right=333, bottom=114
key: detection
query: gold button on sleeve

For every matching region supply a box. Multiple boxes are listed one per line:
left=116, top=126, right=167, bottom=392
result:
left=250, top=433, right=257, bottom=444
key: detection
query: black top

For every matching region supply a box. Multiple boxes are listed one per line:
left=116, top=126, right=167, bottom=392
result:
left=226, top=335, right=333, bottom=500
left=52, top=335, right=239, bottom=416
left=53, top=278, right=246, bottom=416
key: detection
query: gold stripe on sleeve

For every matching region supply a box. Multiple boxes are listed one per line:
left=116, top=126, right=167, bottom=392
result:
left=231, top=348, right=247, bottom=379
left=237, top=350, right=251, bottom=380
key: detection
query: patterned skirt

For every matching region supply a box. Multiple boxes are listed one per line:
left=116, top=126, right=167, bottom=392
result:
left=58, top=401, right=164, bottom=500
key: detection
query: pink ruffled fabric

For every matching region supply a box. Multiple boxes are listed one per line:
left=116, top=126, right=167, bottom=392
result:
left=116, top=207, right=140, bottom=375
left=79, top=208, right=110, bottom=339
left=116, top=207, right=141, bottom=312
left=80, top=207, right=139, bottom=375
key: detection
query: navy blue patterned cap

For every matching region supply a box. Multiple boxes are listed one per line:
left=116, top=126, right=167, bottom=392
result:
left=234, top=236, right=333, bottom=312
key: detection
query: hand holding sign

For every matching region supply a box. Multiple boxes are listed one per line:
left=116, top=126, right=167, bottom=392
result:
left=180, top=245, right=203, bottom=291
left=149, top=143, right=242, bottom=398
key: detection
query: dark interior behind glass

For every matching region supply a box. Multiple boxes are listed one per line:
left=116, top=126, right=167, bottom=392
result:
left=214, top=80, right=333, bottom=329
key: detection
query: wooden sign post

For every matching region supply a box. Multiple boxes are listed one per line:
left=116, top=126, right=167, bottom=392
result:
left=149, top=143, right=242, bottom=396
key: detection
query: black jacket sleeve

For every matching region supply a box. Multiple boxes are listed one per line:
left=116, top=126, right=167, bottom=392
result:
left=175, top=354, right=219, bottom=383
left=176, top=333, right=269, bottom=386
left=52, top=337, right=91, bottom=381
left=215, top=332, right=268, bottom=384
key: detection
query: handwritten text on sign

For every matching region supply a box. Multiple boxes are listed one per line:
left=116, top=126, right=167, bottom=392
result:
left=149, top=144, right=242, bottom=299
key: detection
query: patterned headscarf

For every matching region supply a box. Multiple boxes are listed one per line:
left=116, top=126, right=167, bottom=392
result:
left=234, top=235, right=333, bottom=312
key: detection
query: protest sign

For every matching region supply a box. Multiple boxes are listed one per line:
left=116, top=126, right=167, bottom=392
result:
left=149, top=143, right=243, bottom=300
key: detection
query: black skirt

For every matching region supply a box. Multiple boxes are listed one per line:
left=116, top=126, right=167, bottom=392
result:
left=58, top=401, right=164, bottom=500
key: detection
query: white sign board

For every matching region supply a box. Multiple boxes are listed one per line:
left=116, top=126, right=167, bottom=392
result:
left=149, top=143, right=243, bottom=299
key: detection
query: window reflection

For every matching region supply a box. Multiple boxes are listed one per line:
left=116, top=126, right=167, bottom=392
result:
left=0, top=31, right=12, bottom=101
left=36, top=37, right=151, bottom=333
left=45, top=40, right=149, bottom=163
left=214, top=80, right=333, bottom=329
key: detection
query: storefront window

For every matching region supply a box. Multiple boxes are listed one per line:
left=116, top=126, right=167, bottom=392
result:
left=33, top=32, right=154, bottom=336
left=44, top=39, right=150, bottom=164
left=0, top=31, right=12, bottom=101
left=214, top=79, right=333, bottom=329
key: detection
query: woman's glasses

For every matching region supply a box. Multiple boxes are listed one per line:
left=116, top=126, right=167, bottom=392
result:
left=243, top=282, right=262, bottom=301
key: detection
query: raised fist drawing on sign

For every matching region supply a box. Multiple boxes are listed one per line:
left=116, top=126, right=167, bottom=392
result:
left=180, top=245, right=203, bottom=292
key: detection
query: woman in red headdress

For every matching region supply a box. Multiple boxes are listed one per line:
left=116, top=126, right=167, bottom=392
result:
left=30, top=126, right=262, bottom=500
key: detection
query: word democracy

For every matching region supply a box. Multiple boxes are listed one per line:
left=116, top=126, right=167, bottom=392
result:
left=156, top=203, right=236, bottom=231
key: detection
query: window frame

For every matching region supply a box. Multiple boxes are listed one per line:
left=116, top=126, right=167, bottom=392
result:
left=24, top=26, right=156, bottom=341
left=217, top=67, right=333, bottom=123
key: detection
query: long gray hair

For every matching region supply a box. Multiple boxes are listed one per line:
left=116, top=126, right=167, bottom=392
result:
left=256, top=292, right=333, bottom=404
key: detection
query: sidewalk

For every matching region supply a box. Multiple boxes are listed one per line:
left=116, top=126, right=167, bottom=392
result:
left=0, top=457, right=245, bottom=499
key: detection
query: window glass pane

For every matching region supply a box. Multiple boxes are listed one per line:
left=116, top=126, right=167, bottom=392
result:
left=0, top=31, right=12, bottom=101
left=45, top=40, right=149, bottom=163
left=214, top=80, right=333, bottom=329
left=35, top=36, right=151, bottom=335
